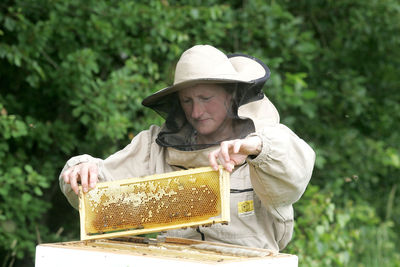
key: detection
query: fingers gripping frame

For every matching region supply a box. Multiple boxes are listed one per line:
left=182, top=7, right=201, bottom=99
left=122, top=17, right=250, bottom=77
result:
left=79, top=167, right=230, bottom=240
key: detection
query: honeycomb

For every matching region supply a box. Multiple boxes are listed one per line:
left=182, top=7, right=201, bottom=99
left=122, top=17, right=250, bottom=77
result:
left=79, top=167, right=230, bottom=240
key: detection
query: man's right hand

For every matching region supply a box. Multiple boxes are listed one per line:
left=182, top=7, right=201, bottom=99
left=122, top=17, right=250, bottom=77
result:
left=61, top=162, right=99, bottom=195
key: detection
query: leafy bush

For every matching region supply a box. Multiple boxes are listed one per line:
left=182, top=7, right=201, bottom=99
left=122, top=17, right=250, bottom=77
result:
left=286, top=184, right=400, bottom=266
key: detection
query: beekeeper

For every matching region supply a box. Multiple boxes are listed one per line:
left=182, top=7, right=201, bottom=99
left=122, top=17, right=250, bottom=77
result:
left=60, top=44, right=315, bottom=251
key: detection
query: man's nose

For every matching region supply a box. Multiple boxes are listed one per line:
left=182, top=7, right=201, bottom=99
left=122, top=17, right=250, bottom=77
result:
left=191, top=101, right=204, bottom=119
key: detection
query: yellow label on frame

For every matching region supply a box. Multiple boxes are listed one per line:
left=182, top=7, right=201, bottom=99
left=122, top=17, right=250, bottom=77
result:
left=238, top=200, right=254, bottom=216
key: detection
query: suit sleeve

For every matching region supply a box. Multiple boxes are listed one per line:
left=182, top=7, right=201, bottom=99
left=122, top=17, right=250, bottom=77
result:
left=246, top=124, right=315, bottom=209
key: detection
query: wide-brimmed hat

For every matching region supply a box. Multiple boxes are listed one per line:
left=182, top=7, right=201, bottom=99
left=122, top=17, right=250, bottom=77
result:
left=142, top=45, right=270, bottom=107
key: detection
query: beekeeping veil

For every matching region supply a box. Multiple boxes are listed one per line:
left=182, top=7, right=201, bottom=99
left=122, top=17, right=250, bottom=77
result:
left=142, top=45, right=272, bottom=151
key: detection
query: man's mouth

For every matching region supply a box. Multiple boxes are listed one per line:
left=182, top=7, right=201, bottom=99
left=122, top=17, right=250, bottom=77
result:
left=195, top=118, right=210, bottom=123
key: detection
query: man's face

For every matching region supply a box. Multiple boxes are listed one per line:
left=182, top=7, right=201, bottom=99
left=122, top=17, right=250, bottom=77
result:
left=178, top=84, right=232, bottom=139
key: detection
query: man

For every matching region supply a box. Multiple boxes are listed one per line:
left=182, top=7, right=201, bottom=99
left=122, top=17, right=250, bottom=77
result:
left=61, top=44, right=315, bottom=250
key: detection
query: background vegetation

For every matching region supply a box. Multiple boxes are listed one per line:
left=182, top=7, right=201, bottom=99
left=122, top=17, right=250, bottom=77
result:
left=1, top=0, right=399, bottom=266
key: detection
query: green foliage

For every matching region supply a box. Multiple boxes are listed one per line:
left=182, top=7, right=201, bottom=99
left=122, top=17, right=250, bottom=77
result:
left=0, top=103, right=51, bottom=263
left=0, top=0, right=399, bottom=266
left=287, top=184, right=400, bottom=266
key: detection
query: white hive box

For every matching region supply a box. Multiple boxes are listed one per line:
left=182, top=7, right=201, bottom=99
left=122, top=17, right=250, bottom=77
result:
left=35, top=237, right=298, bottom=267
left=40, top=167, right=298, bottom=266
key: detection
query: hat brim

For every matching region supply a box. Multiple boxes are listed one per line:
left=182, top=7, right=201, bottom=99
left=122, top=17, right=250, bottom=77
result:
left=142, top=54, right=269, bottom=108
left=142, top=78, right=252, bottom=107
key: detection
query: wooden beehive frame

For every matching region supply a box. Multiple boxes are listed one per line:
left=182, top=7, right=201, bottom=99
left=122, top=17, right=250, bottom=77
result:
left=79, top=166, right=230, bottom=240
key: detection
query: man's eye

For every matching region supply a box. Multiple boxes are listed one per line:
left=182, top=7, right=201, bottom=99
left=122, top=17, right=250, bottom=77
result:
left=200, top=96, right=212, bottom=101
